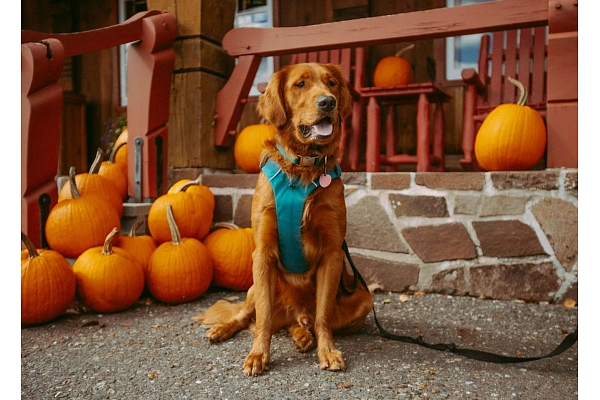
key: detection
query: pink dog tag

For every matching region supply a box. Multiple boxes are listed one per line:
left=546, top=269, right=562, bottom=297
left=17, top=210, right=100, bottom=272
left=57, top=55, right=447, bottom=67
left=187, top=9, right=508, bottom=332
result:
left=319, top=174, right=332, bottom=188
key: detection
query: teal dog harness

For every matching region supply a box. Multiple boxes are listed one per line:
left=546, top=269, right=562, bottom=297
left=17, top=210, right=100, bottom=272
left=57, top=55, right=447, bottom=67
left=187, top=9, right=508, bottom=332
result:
left=260, top=148, right=342, bottom=274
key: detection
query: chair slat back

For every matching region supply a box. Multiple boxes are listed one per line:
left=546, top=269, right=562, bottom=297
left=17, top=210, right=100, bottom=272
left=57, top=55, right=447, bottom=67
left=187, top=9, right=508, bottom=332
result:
left=481, top=27, right=547, bottom=109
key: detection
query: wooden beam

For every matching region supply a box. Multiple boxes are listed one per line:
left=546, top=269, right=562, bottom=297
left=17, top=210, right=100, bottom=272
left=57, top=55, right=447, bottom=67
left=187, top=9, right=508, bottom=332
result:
left=223, top=0, right=548, bottom=57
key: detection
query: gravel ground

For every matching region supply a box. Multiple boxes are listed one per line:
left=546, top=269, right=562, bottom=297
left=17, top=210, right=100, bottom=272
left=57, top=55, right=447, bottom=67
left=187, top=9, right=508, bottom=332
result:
left=21, top=290, right=577, bottom=399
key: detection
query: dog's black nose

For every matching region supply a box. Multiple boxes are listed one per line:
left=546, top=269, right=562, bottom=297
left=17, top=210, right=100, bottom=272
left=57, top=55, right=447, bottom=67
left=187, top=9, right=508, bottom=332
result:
left=316, top=96, right=336, bottom=112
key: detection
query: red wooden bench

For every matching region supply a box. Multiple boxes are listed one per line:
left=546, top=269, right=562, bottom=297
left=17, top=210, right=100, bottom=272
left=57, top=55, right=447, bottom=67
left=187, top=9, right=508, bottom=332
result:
left=21, top=10, right=176, bottom=248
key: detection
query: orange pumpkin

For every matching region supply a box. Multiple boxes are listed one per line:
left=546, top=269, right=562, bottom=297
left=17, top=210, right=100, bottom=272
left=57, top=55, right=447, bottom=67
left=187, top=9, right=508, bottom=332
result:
left=148, top=181, right=213, bottom=243
left=474, top=77, right=547, bottom=171
left=203, top=222, right=255, bottom=291
left=168, top=175, right=215, bottom=217
left=147, top=206, right=214, bottom=304
left=116, top=220, right=157, bottom=282
left=21, top=232, right=76, bottom=325
left=234, top=123, right=276, bottom=173
left=59, top=149, right=124, bottom=216
left=114, top=127, right=128, bottom=165
left=46, top=167, right=121, bottom=259
left=72, top=228, right=145, bottom=313
left=373, top=43, right=414, bottom=88
left=98, top=143, right=128, bottom=200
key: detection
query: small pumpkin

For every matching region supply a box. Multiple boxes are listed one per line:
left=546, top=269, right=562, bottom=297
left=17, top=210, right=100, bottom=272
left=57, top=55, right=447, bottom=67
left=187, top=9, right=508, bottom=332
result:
left=59, top=149, right=124, bottom=216
left=148, top=181, right=213, bottom=243
left=373, top=43, right=414, bottom=88
left=21, top=231, right=76, bottom=325
left=234, top=123, right=276, bottom=173
left=114, top=127, right=128, bottom=165
left=168, top=175, right=216, bottom=217
left=116, top=220, right=157, bottom=281
left=98, top=143, right=128, bottom=200
left=147, top=205, right=214, bottom=304
left=474, top=77, right=547, bottom=171
left=203, top=222, right=255, bottom=291
left=46, top=167, right=121, bottom=259
left=72, top=228, right=145, bottom=313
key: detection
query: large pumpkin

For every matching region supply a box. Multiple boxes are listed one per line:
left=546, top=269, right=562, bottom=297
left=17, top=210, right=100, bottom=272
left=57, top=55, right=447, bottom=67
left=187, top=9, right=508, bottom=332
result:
left=21, top=232, right=76, bottom=325
left=72, top=228, right=145, bottom=313
left=148, top=181, right=213, bottom=243
left=474, top=77, right=547, bottom=171
left=234, top=123, right=276, bottom=173
left=46, top=167, right=121, bottom=259
left=147, top=206, right=214, bottom=304
left=203, top=222, right=255, bottom=291
left=59, top=149, right=124, bottom=216
left=373, top=43, right=414, bottom=88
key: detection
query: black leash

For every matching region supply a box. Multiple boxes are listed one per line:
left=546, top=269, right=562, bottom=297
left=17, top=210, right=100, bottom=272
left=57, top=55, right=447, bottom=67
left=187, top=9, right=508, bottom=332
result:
left=340, top=240, right=578, bottom=364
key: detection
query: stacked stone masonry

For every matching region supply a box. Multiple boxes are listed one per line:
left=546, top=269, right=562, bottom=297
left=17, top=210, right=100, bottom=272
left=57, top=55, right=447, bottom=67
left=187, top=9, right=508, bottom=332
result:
left=170, top=169, right=578, bottom=304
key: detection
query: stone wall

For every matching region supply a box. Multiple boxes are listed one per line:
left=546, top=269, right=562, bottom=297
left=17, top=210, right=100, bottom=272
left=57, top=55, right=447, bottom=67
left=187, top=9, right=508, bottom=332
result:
left=171, top=168, right=578, bottom=304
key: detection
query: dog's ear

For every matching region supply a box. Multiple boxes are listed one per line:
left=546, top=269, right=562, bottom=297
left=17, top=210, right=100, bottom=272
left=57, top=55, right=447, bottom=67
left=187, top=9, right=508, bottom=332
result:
left=326, top=64, right=353, bottom=120
left=258, top=68, right=288, bottom=127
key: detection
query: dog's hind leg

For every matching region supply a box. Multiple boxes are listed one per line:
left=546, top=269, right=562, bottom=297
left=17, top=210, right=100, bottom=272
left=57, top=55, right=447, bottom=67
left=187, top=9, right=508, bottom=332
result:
left=196, top=286, right=257, bottom=343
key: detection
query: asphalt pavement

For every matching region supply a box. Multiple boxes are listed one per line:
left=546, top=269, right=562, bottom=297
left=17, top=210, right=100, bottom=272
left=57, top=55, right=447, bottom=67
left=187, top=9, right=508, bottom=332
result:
left=21, top=290, right=578, bottom=399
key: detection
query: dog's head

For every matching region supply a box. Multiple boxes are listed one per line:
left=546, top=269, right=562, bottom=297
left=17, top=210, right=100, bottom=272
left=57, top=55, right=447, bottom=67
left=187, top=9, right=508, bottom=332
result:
left=258, top=63, right=352, bottom=154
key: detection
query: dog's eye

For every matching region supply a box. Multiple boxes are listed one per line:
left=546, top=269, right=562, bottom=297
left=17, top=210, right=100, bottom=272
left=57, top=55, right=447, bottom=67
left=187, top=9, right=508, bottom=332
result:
left=328, top=79, right=337, bottom=87
left=296, top=81, right=305, bottom=88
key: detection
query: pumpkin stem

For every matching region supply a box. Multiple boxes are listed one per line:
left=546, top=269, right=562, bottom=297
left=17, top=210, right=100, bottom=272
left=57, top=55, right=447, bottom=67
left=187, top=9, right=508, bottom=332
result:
left=109, top=143, right=126, bottom=164
left=68, top=166, right=81, bottom=199
left=89, top=148, right=103, bottom=174
left=213, top=222, right=240, bottom=230
left=166, top=205, right=182, bottom=245
left=128, top=220, right=144, bottom=237
left=101, top=227, right=119, bottom=255
left=21, top=231, right=39, bottom=259
left=395, top=43, right=415, bottom=58
left=508, top=76, right=528, bottom=106
left=178, top=181, right=199, bottom=193
left=193, top=174, right=203, bottom=185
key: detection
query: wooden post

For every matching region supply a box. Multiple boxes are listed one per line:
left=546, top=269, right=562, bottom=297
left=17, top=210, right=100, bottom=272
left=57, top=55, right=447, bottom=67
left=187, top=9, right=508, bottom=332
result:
left=546, top=0, right=577, bottom=168
left=147, top=0, right=237, bottom=174
left=21, top=39, right=65, bottom=248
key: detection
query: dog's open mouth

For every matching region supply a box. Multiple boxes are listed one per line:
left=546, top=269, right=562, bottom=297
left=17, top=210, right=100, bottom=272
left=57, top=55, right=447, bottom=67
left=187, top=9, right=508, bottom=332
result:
left=300, top=117, right=333, bottom=139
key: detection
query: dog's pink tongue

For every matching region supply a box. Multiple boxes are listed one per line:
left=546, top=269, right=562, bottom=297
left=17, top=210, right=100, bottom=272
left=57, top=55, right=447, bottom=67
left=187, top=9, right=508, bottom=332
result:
left=311, top=121, right=333, bottom=136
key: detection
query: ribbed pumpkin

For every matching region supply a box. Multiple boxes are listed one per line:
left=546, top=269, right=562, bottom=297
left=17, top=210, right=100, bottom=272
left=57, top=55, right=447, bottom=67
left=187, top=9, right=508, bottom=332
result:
left=373, top=43, right=414, bottom=87
left=98, top=143, right=128, bottom=200
left=59, top=149, right=124, bottom=216
left=203, top=223, right=255, bottom=291
left=72, top=228, right=145, bottom=313
left=167, top=175, right=215, bottom=241
left=21, top=232, right=76, bottom=325
left=234, top=123, right=276, bottom=173
left=148, top=181, right=213, bottom=243
left=115, top=220, right=157, bottom=281
left=147, top=206, right=214, bottom=304
left=474, top=77, right=547, bottom=171
left=114, top=127, right=128, bottom=165
left=46, top=167, right=121, bottom=259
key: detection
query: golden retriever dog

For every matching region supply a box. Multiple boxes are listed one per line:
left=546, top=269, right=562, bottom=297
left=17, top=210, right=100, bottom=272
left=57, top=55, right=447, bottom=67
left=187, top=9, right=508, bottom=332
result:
left=195, top=63, right=373, bottom=376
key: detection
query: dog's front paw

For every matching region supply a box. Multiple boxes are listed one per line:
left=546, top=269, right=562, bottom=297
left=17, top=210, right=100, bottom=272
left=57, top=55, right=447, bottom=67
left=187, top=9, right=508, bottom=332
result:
left=243, top=352, right=270, bottom=376
left=318, top=348, right=345, bottom=372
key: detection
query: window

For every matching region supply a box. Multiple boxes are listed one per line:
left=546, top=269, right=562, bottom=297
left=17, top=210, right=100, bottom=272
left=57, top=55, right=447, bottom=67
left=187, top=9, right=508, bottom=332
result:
left=235, top=0, right=273, bottom=97
left=445, top=0, right=494, bottom=81
left=118, top=0, right=147, bottom=107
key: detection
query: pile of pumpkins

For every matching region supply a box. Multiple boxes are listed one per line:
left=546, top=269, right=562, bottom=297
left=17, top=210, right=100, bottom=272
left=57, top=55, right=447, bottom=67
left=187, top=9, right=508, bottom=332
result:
left=22, top=130, right=255, bottom=326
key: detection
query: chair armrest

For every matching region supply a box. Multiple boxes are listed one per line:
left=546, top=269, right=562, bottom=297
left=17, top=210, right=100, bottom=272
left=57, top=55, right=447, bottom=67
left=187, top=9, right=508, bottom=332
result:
left=461, top=68, right=486, bottom=94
